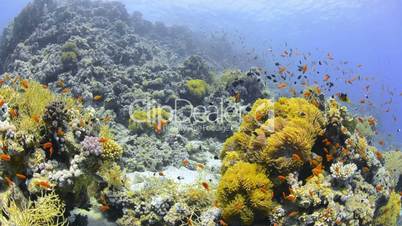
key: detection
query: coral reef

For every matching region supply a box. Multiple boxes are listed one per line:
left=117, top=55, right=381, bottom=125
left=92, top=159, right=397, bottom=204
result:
left=217, top=95, right=401, bottom=225
left=0, top=0, right=400, bottom=225
left=0, top=78, right=133, bottom=224
left=113, top=177, right=217, bottom=226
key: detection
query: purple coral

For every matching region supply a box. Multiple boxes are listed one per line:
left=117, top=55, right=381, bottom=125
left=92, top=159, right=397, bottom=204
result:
left=81, top=136, right=102, bottom=156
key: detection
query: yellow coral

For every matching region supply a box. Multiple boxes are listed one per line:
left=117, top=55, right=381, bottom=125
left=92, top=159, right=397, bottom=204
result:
left=217, top=161, right=274, bottom=225
left=262, top=118, right=319, bottom=174
left=221, top=97, right=325, bottom=175
left=222, top=194, right=254, bottom=225
left=98, top=162, right=126, bottom=188
left=0, top=80, right=55, bottom=135
left=186, top=79, right=208, bottom=98
left=221, top=151, right=242, bottom=171
left=101, top=139, right=123, bottom=160
left=374, top=191, right=401, bottom=226
left=129, top=107, right=170, bottom=132
left=0, top=192, right=66, bottom=226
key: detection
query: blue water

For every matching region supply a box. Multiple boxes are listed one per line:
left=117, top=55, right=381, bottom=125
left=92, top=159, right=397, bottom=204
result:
left=1, top=0, right=401, bottom=148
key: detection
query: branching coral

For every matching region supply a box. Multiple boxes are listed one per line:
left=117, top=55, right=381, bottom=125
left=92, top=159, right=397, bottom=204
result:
left=330, top=162, right=357, bottom=181
left=217, top=161, right=274, bottom=225
left=0, top=192, right=66, bottom=226
left=0, top=80, right=54, bottom=137
left=98, top=162, right=126, bottom=188
left=81, top=136, right=102, bottom=156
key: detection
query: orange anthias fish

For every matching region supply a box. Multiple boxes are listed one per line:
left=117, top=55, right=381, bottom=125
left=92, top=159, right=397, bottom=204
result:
left=288, top=211, right=299, bottom=217
left=182, top=159, right=190, bottom=167
left=93, top=95, right=103, bottom=101
left=368, top=117, right=377, bottom=126
left=62, top=88, right=71, bottom=94
left=154, top=119, right=168, bottom=134
left=0, top=99, right=5, bottom=107
left=99, top=204, right=110, bottom=212
left=323, top=74, right=330, bottom=81
left=98, top=137, right=109, bottom=143
left=8, top=108, right=18, bottom=118
left=4, top=176, right=13, bottom=186
left=312, top=164, right=323, bottom=176
left=278, top=66, right=287, bottom=74
left=16, top=173, right=27, bottom=180
left=277, top=82, right=288, bottom=89
left=31, top=114, right=41, bottom=123
left=375, top=151, right=383, bottom=160
left=282, top=192, right=297, bottom=202
left=35, top=181, right=53, bottom=189
left=291, top=154, right=301, bottom=161
left=219, top=219, right=228, bottom=226
left=0, top=154, right=11, bottom=161
left=20, top=79, right=29, bottom=89
left=42, top=142, right=54, bottom=157
left=277, top=175, right=287, bottom=182
left=375, top=184, right=383, bottom=192
left=201, top=182, right=210, bottom=191
left=57, top=129, right=65, bottom=136
left=298, top=64, right=308, bottom=74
